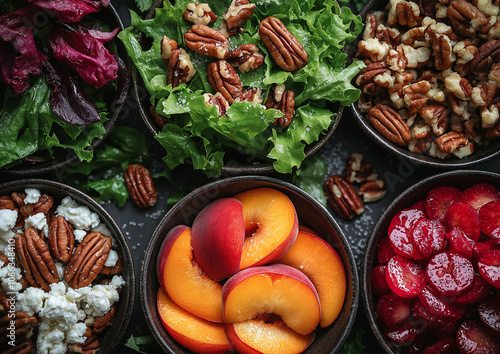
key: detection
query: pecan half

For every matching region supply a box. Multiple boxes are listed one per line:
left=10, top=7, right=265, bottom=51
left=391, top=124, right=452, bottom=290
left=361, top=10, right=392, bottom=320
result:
left=358, top=179, right=387, bottom=202
left=236, top=87, right=263, bottom=104
left=204, top=92, right=230, bottom=117
left=15, top=228, right=59, bottom=292
left=448, top=0, right=488, bottom=37
left=470, top=39, right=500, bottom=72
left=420, top=104, right=449, bottom=136
left=0, top=196, right=15, bottom=210
left=184, top=25, right=229, bottom=59
left=403, top=80, right=430, bottom=114
left=207, top=60, right=243, bottom=103
left=160, top=36, right=178, bottom=62
left=259, top=16, right=308, bottom=71
left=166, top=48, right=196, bottom=88
left=355, top=62, right=390, bottom=94
left=68, top=334, right=99, bottom=354
left=12, top=192, right=53, bottom=219
left=345, top=154, right=378, bottom=183
left=265, top=84, right=295, bottom=128
left=49, top=215, right=75, bottom=263
left=444, top=72, right=472, bottom=100
left=435, top=131, right=469, bottom=153
left=0, top=312, right=37, bottom=354
left=223, top=0, right=255, bottom=29
left=93, top=306, right=116, bottom=334
left=368, top=104, right=411, bottom=146
left=101, top=253, right=123, bottom=275
left=226, top=44, right=264, bottom=72
left=391, top=1, right=421, bottom=28
left=433, top=34, right=453, bottom=70
left=64, top=232, right=112, bottom=289
left=124, top=164, right=158, bottom=209
left=219, top=21, right=245, bottom=38
left=324, top=175, right=364, bottom=220
left=183, top=3, right=217, bottom=25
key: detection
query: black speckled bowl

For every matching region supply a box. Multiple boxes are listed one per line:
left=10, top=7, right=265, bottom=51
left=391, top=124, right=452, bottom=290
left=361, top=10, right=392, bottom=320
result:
left=361, top=170, right=500, bottom=353
left=348, top=0, right=500, bottom=169
left=0, top=179, right=135, bottom=353
left=3, top=4, right=130, bottom=176
left=132, top=0, right=343, bottom=176
left=141, top=175, right=358, bottom=353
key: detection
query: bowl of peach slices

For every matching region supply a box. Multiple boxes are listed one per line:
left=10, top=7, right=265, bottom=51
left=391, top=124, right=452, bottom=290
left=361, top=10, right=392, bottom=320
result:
left=141, top=175, right=359, bottom=353
left=362, top=170, right=500, bottom=353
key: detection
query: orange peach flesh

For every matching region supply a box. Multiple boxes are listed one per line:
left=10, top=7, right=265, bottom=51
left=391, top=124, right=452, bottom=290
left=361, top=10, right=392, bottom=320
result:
left=278, top=231, right=347, bottom=328
left=235, top=188, right=297, bottom=270
left=157, top=288, right=232, bottom=354
left=223, top=272, right=320, bottom=335
left=163, top=228, right=224, bottom=323
left=226, top=319, right=315, bottom=354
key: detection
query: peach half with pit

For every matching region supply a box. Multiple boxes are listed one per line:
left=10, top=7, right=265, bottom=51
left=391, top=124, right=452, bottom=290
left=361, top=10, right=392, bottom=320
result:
left=157, top=287, right=232, bottom=354
left=277, top=230, right=347, bottom=328
left=222, top=264, right=321, bottom=337
left=157, top=225, right=224, bottom=323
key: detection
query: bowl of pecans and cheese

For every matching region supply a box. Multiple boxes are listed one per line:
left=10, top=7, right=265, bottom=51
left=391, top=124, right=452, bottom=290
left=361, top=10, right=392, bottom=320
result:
left=0, top=179, right=134, bottom=354
left=350, top=0, right=500, bottom=168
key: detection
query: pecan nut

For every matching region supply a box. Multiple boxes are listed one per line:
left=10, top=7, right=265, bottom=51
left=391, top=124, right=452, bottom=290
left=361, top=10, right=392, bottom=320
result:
left=226, top=44, right=264, bottom=72
left=93, top=306, right=116, bottom=334
left=236, top=87, right=263, bottom=104
left=470, top=39, right=500, bottom=72
left=448, top=0, right=488, bottom=37
left=204, top=92, right=230, bottom=117
left=368, top=104, right=411, bottom=146
left=15, top=228, right=59, bottom=292
left=223, top=0, right=255, bottom=29
left=420, top=104, right=449, bottom=136
left=101, top=253, right=123, bottom=275
left=403, top=80, right=430, bottom=114
left=68, top=334, right=99, bottom=353
left=358, top=179, right=387, bottom=202
left=355, top=62, right=390, bottom=94
left=265, top=84, right=295, bottom=128
left=219, top=21, right=245, bottom=38
left=324, top=175, right=364, bottom=220
left=64, top=232, right=112, bottom=289
left=0, top=196, right=15, bottom=210
left=166, top=48, right=196, bottom=88
left=207, top=60, right=243, bottom=103
left=388, top=1, right=421, bottom=28
left=259, top=16, right=308, bottom=71
left=124, top=164, right=158, bottom=209
left=184, top=25, right=229, bottom=59
left=12, top=192, right=53, bottom=219
left=435, top=131, right=469, bottom=153
left=160, top=36, right=178, bottom=62
left=345, top=154, right=378, bottom=183
left=49, top=215, right=75, bottom=263
left=183, top=3, right=217, bottom=25
left=444, top=72, right=472, bottom=100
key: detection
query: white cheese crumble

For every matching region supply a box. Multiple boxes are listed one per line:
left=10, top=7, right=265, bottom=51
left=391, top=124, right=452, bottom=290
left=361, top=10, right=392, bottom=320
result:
left=56, top=196, right=100, bottom=230
left=104, top=249, right=119, bottom=267
left=74, top=229, right=87, bottom=243
left=25, top=212, right=49, bottom=236
left=0, top=209, right=18, bottom=232
left=24, top=188, right=41, bottom=204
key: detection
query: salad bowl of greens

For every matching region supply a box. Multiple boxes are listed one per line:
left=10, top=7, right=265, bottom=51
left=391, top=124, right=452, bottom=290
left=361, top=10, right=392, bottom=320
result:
left=120, top=0, right=365, bottom=178
left=0, top=1, right=129, bottom=176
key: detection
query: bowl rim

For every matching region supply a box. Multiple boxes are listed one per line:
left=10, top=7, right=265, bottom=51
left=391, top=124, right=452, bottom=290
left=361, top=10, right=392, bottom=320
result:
left=140, top=175, right=359, bottom=353
left=348, top=0, right=500, bottom=169
left=361, top=169, right=500, bottom=353
left=131, top=0, right=343, bottom=175
left=0, top=178, right=136, bottom=353
left=2, top=3, right=131, bottom=176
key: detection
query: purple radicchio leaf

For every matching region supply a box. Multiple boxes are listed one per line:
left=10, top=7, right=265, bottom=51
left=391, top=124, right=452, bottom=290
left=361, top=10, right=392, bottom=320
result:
left=44, top=59, right=101, bottom=126
left=27, top=0, right=102, bottom=23
left=49, top=25, right=118, bottom=89
left=0, top=6, right=45, bottom=95
left=72, top=23, right=119, bottom=43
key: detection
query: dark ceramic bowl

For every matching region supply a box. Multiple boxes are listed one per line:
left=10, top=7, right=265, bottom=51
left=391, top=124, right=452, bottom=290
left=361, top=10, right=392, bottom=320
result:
left=0, top=179, right=135, bottom=353
left=132, top=0, right=342, bottom=175
left=3, top=4, right=130, bottom=176
left=348, top=0, right=500, bottom=169
left=141, top=175, right=358, bottom=353
left=361, top=170, right=500, bottom=353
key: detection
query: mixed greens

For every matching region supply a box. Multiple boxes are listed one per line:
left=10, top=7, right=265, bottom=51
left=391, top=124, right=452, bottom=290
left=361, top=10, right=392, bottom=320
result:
left=0, top=0, right=124, bottom=169
left=119, top=0, right=365, bottom=177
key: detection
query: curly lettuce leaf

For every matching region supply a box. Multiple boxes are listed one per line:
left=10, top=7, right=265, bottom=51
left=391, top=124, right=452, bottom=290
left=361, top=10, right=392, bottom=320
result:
left=119, top=0, right=364, bottom=176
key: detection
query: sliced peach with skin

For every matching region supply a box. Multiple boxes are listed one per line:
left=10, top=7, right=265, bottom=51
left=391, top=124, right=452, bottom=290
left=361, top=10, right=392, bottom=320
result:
left=157, top=287, right=232, bottom=354
left=191, top=198, right=245, bottom=282
left=235, top=188, right=298, bottom=270
left=157, top=225, right=189, bottom=289
left=277, top=231, right=347, bottom=328
left=222, top=264, right=321, bottom=336
left=225, top=318, right=315, bottom=354
left=162, top=227, right=224, bottom=323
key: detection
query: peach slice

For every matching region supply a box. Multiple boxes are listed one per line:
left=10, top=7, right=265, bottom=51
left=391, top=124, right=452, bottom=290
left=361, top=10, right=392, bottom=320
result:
left=222, top=264, right=321, bottom=336
left=157, top=287, right=232, bottom=354
left=191, top=198, right=245, bottom=281
left=225, top=318, right=315, bottom=354
left=299, top=225, right=318, bottom=235
left=157, top=225, right=189, bottom=289
left=278, top=231, right=346, bottom=327
left=161, top=226, right=224, bottom=323
left=235, top=188, right=298, bottom=270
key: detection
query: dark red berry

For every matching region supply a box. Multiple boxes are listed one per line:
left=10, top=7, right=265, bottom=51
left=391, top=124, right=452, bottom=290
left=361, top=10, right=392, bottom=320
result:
left=459, top=183, right=500, bottom=210
left=425, top=186, right=461, bottom=222
left=376, top=293, right=411, bottom=329
left=377, top=237, right=398, bottom=265
left=456, top=320, right=500, bottom=354
left=389, top=209, right=426, bottom=260
left=419, top=286, right=466, bottom=319
left=385, top=322, right=422, bottom=344
left=421, top=337, right=453, bottom=354
left=447, top=227, right=474, bottom=258
left=454, top=272, right=492, bottom=305
left=386, top=255, right=426, bottom=298
left=371, top=265, right=392, bottom=297
left=478, top=249, right=500, bottom=289
left=426, top=252, right=474, bottom=298
left=479, top=200, right=500, bottom=244
left=411, top=219, right=447, bottom=259
left=478, top=295, right=500, bottom=335
left=442, top=202, right=481, bottom=241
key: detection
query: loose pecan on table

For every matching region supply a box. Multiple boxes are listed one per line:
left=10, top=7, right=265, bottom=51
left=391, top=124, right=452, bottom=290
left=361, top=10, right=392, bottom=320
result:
left=15, top=228, right=59, bottom=292
left=259, top=16, right=308, bottom=71
left=226, top=44, right=264, bottom=72
left=207, top=60, right=243, bottom=103
left=324, top=175, right=364, bottom=220
left=183, top=3, right=217, bottom=25
left=0, top=312, right=37, bottom=354
left=265, top=84, right=295, bottom=128
left=184, top=24, right=229, bottom=59
left=358, top=179, right=387, bottom=202
left=124, top=164, right=158, bottom=209
left=368, top=104, right=412, bottom=146
left=49, top=215, right=75, bottom=263
left=166, top=48, right=196, bottom=88
left=64, top=232, right=112, bottom=289
left=223, top=0, right=255, bottom=29
left=345, top=154, right=378, bottom=184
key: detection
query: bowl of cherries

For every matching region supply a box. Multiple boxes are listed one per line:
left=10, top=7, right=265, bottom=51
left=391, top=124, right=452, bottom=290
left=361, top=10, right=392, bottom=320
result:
left=362, top=170, right=500, bottom=353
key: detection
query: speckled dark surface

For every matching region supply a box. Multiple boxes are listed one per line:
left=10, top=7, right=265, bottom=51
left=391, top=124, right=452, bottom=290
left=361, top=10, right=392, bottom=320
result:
left=1, top=1, right=500, bottom=353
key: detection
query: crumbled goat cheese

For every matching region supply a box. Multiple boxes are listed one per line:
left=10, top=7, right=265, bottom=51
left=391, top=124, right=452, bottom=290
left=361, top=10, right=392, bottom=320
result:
left=16, top=287, right=47, bottom=316
left=25, top=212, right=49, bottom=236
left=24, top=188, right=41, bottom=204
left=56, top=197, right=100, bottom=230
left=104, top=249, right=119, bottom=267
left=74, top=229, right=87, bottom=243
left=0, top=209, right=18, bottom=232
